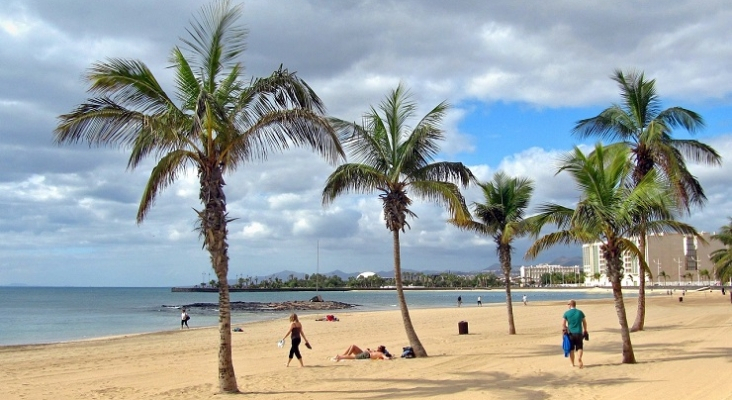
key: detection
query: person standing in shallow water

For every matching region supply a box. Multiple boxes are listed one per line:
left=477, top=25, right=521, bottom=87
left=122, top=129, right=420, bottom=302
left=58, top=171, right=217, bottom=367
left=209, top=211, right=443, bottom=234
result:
left=562, top=299, right=588, bottom=368
left=180, top=308, right=189, bottom=329
left=457, top=296, right=462, bottom=307
left=282, top=313, right=309, bottom=367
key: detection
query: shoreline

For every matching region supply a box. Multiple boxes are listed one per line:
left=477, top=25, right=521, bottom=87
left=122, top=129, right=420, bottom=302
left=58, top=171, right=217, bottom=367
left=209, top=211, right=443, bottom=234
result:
left=0, top=297, right=606, bottom=350
left=0, top=292, right=704, bottom=351
left=0, top=287, right=714, bottom=348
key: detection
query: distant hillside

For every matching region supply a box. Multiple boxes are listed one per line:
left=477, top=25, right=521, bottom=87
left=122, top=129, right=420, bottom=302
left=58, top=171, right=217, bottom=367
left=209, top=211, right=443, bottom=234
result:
left=549, top=255, right=583, bottom=266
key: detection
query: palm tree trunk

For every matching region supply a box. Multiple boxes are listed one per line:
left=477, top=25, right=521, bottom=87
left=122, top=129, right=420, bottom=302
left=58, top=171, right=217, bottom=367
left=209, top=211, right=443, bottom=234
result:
left=500, top=245, right=516, bottom=334
left=216, top=274, right=237, bottom=392
left=200, top=163, right=238, bottom=393
left=605, top=244, right=636, bottom=364
left=611, top=275, right=636, bottom=363
left=392, top=229, right=427, bottom=357
left=631, top=233, right=647, bottom=332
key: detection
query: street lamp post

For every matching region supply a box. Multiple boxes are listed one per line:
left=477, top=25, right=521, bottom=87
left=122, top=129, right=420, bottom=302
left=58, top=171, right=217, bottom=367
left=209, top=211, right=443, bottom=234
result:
left=673, top=257, right=683, bottom=286
left=654, top=259, right=661, bottom=286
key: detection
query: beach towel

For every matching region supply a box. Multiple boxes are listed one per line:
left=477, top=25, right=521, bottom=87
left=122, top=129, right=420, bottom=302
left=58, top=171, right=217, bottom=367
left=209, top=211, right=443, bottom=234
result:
left=562, top=333, right=571, bottom=357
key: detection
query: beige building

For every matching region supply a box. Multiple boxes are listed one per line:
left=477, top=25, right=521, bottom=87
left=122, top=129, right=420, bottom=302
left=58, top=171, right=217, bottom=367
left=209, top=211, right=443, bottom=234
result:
left=582, top=232, right=724, bottom=287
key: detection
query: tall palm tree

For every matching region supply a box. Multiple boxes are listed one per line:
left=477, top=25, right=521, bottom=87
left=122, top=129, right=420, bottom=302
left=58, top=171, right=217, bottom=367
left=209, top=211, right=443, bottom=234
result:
left=526, top=144, right=698, bottom=363
left=710, top=218, right=732, bottom=285
left=322, top=84, right=474, bottom=357
left=573, top=69, right=721, bottom=332
left=54, top=1, right=343, bottom=392
left=450, top=172, right=534, bottom=334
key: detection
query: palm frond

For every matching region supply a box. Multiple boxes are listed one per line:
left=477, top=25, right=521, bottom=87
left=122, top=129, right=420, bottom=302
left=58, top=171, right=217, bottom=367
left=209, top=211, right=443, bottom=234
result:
left=525, top=230, right=580, bottom=259
left=87, top=58, right=175, bottom=114
left=137, top=149, right=196, bottom=222
left=322, top=164, right=388, bottom=205
left=331, top=117, right=390, bottom=172
left=181, top=0, right=246, bottom=91
left=413, top=161, right=474, bottom=188
left=226, top=108, right=343, bottom=166
left=55, top=99, right=147, bottom=147
left=409, top=180, right=470, bottom=222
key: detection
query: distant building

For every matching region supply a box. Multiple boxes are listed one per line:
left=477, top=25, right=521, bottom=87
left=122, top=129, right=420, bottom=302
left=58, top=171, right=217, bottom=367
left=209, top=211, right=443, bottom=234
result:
left=582, top=232, right=724, bottom=287
left=519, top=264, right=583, bottom=287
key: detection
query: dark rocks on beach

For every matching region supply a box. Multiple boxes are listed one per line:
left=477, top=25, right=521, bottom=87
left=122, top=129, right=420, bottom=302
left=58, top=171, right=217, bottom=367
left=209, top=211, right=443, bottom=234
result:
left=170, top=300, right=357, bottom=313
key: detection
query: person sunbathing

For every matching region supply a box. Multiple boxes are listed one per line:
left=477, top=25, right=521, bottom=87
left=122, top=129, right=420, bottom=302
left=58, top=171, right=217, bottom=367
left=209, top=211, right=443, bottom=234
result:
left=333, top=344, right=392, bottom=361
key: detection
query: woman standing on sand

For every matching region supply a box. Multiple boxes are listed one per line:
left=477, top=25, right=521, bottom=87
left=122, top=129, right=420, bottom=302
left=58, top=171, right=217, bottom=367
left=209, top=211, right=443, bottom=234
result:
left=282, top=313, right=310, bottom=367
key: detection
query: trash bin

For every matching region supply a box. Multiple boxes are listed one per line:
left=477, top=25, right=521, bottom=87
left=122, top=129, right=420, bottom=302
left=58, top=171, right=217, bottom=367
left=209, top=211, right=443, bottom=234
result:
left=679, top=297, right=683, bottom=302
left=458, top=320, right=469, bottom=335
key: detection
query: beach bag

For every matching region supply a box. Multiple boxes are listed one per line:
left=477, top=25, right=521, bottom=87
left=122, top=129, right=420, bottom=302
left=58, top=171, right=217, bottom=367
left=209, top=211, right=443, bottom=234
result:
left=401, top=346, right=415, bottom=358
left=185, top=315, right=190, bottom=321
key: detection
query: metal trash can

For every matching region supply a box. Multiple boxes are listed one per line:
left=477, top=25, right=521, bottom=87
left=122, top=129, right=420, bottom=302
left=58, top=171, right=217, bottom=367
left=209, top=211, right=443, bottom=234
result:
left=458, top=320, right=469, bottom=335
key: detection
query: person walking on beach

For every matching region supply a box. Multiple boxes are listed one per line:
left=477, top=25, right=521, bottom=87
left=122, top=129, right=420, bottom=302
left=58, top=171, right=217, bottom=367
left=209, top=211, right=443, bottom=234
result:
left=522, top=294, right=527, bottom=305
left=457, top=296, right=462, bottom=307
left=282, top=313, right=310, bottom=367
left=562, top=299, right=588, bottom=368
left=477, top=296, right=482, bottom=306
left=181, top=308, right=190, bottom=329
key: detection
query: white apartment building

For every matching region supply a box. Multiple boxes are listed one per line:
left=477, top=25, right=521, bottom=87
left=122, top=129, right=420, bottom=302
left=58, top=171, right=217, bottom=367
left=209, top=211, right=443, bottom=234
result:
left=519, top=264, right=583, bottom=287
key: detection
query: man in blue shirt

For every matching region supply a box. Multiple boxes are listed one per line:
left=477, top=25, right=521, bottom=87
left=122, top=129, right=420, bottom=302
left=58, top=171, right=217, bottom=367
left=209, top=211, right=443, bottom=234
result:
left=562, top=299, right=588, bottom=368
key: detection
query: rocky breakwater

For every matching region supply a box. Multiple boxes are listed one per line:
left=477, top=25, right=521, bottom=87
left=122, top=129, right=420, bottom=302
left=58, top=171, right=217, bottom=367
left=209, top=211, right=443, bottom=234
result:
left=176, top=297, right=358, bottom=313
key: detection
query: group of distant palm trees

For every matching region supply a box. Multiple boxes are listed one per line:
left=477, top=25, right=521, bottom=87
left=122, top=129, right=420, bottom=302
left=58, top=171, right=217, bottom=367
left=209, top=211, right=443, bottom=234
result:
left=52, top=1, right=729, bottom=393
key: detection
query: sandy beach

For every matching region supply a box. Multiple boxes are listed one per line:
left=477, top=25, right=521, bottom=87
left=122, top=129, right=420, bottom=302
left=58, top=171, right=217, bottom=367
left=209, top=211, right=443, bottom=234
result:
left=2, top=290, right=730, bottom=400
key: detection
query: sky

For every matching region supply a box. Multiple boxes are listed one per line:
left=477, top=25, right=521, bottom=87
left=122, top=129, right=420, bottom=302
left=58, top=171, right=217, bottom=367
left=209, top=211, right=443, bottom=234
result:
left=1, top=0, right=732, bottom=287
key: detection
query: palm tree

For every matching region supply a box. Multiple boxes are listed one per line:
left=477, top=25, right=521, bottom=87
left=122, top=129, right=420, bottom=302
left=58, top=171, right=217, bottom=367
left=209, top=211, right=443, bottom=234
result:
left=683, top=272, right=694, bottom=284
left=699, top=269, right=711, bottom=285
left=526, top=144, right=698, bottom=363
left=450, top=172, right=534, bottom=334
left=322, top=84, right=474, bottom=357
left=710, top=218, right=732, bottom=285
left=658, top=271, right=669, bottom=286
left=53, top=1, right=343, bottom=392
left=573, top=69, right=721, bottom=332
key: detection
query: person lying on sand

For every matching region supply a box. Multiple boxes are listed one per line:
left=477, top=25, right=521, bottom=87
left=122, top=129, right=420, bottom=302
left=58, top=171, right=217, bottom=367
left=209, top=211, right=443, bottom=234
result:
left=332, top=344, right=392, bottom=361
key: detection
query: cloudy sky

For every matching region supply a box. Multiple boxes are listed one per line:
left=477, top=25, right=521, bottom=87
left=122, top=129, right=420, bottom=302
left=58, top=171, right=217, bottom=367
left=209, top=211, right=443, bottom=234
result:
left=2, top=0, right=731, bottom=286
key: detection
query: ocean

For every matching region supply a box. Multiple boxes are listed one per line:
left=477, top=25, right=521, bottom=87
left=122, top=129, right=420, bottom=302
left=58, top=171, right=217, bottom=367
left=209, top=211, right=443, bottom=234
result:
left=0, top=287, right=625, bottom=346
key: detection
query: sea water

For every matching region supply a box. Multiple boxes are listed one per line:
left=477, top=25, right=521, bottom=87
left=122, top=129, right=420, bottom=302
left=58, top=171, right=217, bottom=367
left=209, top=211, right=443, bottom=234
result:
left=0, top=287, right=623, bottom=346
